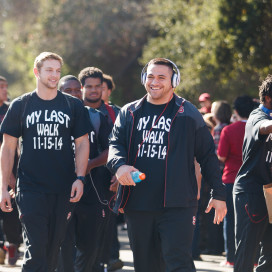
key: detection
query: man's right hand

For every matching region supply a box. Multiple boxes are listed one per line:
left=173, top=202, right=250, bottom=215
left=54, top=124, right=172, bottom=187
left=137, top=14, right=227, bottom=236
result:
left=0, top=189, right=13, bottom=212
left=116, top=165, right=138, bottom=186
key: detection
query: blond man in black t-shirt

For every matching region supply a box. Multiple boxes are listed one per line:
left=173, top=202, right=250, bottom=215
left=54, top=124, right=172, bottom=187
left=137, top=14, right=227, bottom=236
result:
left=0, top=52, right=92, bottom=272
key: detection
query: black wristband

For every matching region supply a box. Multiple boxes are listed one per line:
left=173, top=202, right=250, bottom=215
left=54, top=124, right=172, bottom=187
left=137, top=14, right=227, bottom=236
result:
left=77, top=176, right=86, bottom=185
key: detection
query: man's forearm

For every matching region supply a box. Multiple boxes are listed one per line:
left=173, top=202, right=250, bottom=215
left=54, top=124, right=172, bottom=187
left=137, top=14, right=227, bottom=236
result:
left=0, top=146, right=16, bottom=190
left=75, top=135, right=89, bottom=176
left=86, top=149, right=108, bottom=174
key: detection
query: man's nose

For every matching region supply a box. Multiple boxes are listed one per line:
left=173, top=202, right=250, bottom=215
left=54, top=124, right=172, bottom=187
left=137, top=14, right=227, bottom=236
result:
left=151, top=77, right=159, bottom=85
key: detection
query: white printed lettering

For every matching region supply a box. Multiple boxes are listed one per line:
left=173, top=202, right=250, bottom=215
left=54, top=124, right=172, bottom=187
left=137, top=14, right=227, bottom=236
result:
left=26, top=112, right=35, bottom=128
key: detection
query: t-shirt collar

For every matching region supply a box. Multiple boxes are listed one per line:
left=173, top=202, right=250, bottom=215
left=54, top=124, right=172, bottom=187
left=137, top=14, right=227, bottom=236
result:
left=260, top=104, right=272, bottom=119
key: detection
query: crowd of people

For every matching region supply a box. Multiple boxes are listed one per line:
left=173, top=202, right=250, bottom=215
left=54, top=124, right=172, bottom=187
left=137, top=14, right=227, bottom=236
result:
left=0, top=52, right=271, bottom=272
left=193, top=86, right=272, bottom=272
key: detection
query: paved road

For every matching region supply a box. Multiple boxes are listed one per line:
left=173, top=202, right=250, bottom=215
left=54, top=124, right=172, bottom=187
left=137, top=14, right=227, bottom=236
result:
left=0, top=228, right=234, bottom=272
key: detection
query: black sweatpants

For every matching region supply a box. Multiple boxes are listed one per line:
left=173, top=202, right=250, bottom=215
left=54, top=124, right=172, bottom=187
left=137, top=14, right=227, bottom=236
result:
left=0, top=201, right=22, bottom=245
left=73, top=202, right=105, bottom=272
left=93, top=205, right=116, bottom=268
left=110, top=218, right=120, bottom=260
left=16, top=190, right=73, bottom=272
left=125, top=207, right=197, bottom=272
left=234, top=193, right=272, bottom=272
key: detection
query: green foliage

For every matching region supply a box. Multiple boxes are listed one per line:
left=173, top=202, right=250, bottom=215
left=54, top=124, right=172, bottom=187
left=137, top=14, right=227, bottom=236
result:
left=141, top=0, right=222, bottom=103
left=1, top=0, right=272, bottom=105
left=0, top=0, right=150, bottom=103
left=142, top=0, right=272, bottom=105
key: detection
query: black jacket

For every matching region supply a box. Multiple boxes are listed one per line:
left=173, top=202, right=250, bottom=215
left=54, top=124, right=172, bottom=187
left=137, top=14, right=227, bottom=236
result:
left=107, top=94, right=226, bottom=213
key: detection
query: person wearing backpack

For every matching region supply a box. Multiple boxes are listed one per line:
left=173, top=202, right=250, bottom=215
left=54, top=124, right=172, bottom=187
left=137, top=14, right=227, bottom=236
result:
left=58, top=75, right=111, bottom=272
left=78, top=67, right=120, bottom=272
left=0, top=52, right=92, bottom=272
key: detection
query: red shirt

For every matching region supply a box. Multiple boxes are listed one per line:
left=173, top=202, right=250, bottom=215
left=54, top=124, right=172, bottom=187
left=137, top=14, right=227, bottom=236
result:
left=217, top=121, right=246, bottom=184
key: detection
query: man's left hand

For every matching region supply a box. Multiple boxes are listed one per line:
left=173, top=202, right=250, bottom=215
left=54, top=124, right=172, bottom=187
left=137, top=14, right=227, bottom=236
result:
left=70, top=179, right=84, bottom=202
left=205, top=198, right=227, bottom=224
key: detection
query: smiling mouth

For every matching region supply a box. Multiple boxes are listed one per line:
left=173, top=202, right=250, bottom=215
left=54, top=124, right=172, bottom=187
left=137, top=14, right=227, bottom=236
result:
left=49, top=80, right=57, bottom=83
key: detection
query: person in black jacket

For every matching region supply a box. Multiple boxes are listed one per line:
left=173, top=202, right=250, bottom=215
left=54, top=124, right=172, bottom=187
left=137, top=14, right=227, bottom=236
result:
left=106, top=58, right=227, bottom=272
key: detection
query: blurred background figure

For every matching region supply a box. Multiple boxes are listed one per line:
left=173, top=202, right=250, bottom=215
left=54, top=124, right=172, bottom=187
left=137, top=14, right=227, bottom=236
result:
left=217, top=96, right=256, bottom=268
left=102, top=74, right=120, bottom=116
left=199, top=93, right=212, bottom=114
left=211, top=101, right=232, bottom=161
left=202, top=100, right=231, bottom=255
left=203, top=113, right=216, bottom=134
left=0, top=76, right=22, bottom=266
left=192, top=112, right=216, bottom=260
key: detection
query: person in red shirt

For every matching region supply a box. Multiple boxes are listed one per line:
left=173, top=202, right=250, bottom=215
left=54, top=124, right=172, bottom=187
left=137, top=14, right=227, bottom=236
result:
left=217, top=95, right=256, bottom=267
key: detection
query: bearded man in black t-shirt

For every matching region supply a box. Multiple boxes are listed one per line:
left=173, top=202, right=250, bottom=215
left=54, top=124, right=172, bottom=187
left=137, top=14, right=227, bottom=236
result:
left=78, top=66, right=120, bottom=271
left=107, top=58, right=227, bottom=272
left=58, top=75, right=111, bottom=272
left=0, top=52, right=92, bottom=272
left=233, top=75, right=272, bottom=272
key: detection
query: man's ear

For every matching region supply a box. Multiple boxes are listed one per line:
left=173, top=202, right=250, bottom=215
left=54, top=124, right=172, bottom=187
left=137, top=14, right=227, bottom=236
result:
left=33, top=67, right=39, bottom=78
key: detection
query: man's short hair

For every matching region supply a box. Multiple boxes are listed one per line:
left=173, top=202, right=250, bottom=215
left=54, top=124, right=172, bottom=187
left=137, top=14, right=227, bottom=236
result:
left=78, top=67, right=103, bottom=87
left=233, top=95, right=255, bottom=119
left=34, top=52, right=63, bottom=71
left=0, top=76, right=7, bottom=82
left=147, top=58, right=174, bottom=74
left=103, top=74, right=115, bottom=91
left=259, top=75, right=272, bottom=103
left=58, top=75, right=80, bottom=91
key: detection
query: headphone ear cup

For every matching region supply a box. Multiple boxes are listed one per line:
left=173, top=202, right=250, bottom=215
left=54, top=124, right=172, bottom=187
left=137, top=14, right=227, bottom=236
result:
left=172, top=73, right=178, bottom=88
left=141, top=72, right=147, bottom=85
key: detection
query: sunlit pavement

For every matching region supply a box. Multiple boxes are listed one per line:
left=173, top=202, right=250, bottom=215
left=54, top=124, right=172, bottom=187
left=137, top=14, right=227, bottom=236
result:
left=0, top=227, right=235, bottom=272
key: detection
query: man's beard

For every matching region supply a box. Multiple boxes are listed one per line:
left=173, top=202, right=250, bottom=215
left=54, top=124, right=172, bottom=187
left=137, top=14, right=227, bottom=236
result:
left=85, top=97, right=101, bottom=103
left=40, top=78, right=58, bottom=89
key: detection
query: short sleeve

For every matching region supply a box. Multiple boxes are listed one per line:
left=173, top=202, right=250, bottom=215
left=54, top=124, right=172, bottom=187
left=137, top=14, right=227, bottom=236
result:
left=217, top=126, right=230, bottom=158
left=0, top=99, right=22, bottom=138
left=71, top=99, right=92, bottom=139
left=97, top=113, right=111, bottom=150
left=251, top=113, right=268, bottom=142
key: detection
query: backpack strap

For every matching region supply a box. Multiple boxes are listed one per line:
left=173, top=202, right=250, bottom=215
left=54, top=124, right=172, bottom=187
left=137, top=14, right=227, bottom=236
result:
left=20, top=91, right=35, bottom=136
left=105, top=103, right=116, bottom=123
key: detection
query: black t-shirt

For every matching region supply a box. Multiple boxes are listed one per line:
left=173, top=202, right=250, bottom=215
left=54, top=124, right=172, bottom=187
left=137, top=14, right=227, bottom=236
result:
left=234, top=107, right=272, bottom=195
left=0, top=91, right=92, bottom=194
left=0, top=102, right=9, bottom=143
left=125, top=98, right=175, bottom=211
left=81, top=109, right=111, bottom=204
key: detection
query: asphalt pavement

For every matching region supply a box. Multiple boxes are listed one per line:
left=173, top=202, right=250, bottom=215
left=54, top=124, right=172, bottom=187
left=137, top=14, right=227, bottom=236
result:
left=0, top=227, right=234, bottom=272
